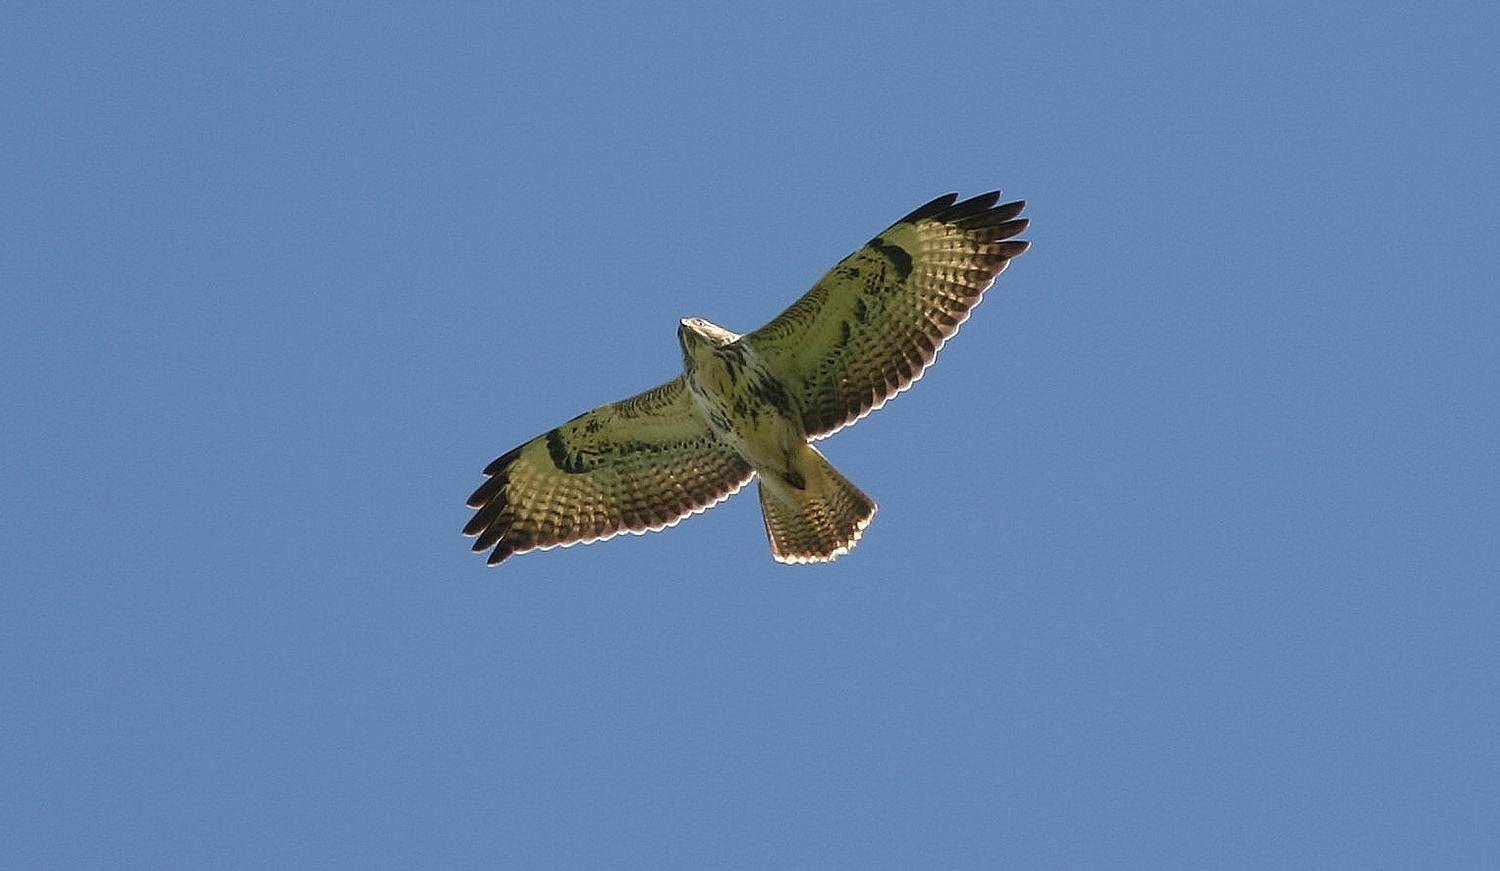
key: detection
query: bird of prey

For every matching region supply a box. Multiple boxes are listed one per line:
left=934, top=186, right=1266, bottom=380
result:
left=464, top=191, right=1029, bottom=566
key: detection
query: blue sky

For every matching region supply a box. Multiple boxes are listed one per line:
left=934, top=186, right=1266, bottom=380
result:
left=4, top=3, right=1497, bottom=867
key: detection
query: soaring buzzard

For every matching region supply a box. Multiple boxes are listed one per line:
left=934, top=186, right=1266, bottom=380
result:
left=465, top=192, right=1029, bottom=565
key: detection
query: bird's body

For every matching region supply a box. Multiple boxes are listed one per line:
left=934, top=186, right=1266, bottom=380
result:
left=465, top=191, right=1029, bottom=565
left=679, top=318, right=801, bottom=486
left=678, top=317, right=877, bottom=561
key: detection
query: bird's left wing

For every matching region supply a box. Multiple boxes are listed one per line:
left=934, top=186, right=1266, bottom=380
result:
left=745, top=192, right=1028, bottom=439
left=464, top=377, right=754, bottom=565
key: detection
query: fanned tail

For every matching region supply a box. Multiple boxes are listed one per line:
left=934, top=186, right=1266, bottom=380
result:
left=757, top=444, right=876, bottom=563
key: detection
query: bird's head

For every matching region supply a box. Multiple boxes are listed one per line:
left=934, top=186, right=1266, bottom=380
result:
left=678, top=317, right=739, bottom=347
left=678, top=317, right=740, bottom=375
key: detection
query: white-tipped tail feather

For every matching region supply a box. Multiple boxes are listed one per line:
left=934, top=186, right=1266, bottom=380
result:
left=757, top=444, right=877, bottom=563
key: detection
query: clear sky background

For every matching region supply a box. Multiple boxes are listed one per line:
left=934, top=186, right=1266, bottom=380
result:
left=4, top=3, right=1497, bottom=868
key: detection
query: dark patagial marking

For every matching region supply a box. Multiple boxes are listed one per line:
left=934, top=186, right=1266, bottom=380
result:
left=838, top=320, right=851, bottom=347
left=544, top=428, right=589, bottom=474
left=852, top=297, right=868, bottom=324
left=868, top=236, right=913, bottom=282
left=784, top=469, right=806, bottom=490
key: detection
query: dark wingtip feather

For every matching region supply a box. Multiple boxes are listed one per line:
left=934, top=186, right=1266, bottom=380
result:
left=991, top=199, right=1026, bottom=222
left=973, top=217, right=1029, bottom=243
left=897, top=192, right=1027, bottom=233
left=466, top=476, right=500, bottom=509
left=895, top=193, right=959, bottom=225
left=937, top=191, right=1003, bottom=222
left=466, top=443, right=524, bottom=566
left=462, top=508, right=492, bottom=538
left=482, top=444, right=524, bottom=476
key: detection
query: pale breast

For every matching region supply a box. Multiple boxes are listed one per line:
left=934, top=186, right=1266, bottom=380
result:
left=684, top=341, right=807, bottom=473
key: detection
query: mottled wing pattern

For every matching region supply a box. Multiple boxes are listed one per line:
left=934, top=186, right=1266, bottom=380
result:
left=463, top=377, right=754, bottom=565
left=745, top=192, right=1029, bottom=439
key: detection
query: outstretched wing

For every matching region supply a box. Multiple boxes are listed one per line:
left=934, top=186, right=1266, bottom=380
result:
left=745, top=192, right=1029, bottom=439
left=464, top=377, right=754, bottom=565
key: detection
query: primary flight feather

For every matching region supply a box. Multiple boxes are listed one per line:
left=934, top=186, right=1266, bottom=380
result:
left=465, top=191, right=1029, bottom=565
